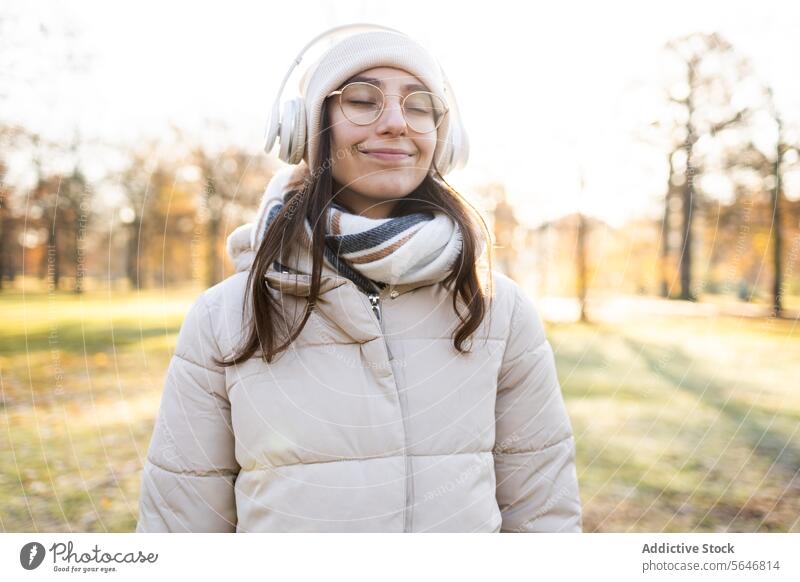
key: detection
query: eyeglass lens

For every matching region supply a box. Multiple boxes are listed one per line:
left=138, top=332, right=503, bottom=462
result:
left=338, top=83, right=446, bottom=132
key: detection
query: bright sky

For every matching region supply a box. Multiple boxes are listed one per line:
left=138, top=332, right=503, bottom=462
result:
left=4, top=0, right=800, bottom=228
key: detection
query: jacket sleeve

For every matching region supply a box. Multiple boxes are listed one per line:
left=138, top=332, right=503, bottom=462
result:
left=493, top=284, right=582, bottom=532
left=136, top=292, right=240, bottom=532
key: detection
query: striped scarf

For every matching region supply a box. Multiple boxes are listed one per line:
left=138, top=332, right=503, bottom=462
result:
left=264, top=198, right=464, bottom=294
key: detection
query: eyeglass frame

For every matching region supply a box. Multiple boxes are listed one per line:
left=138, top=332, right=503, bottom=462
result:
left=325, top=81, right=449, bottom=133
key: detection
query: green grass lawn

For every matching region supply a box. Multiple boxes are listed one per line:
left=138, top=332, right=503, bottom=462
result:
left=0, top=286, right=197, bottom=532
left=1, top=287, right=798, bottom=532
left=550, top=313, right=800, bottom=532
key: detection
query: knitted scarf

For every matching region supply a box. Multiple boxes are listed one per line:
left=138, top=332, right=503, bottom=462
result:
left=263, top=196, right=465, bottom=295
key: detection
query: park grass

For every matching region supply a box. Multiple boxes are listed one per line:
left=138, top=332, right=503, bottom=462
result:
left=549, top=313, right=800, bottom=532
left=1, top=287, right=798, bottom=532
left=0, top=287, right=199, bottom=532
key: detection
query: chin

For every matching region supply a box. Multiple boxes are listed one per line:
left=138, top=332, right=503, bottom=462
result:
left=359, top=172, right=424, bottom=198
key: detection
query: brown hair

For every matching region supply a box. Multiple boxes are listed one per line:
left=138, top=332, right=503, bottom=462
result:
left=214, top=105, right=493, bottom=367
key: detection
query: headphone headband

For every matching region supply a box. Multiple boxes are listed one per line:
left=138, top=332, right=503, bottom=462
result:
left=263, top=23, right=468, bottom=174
left=264, top=24, right=411, bottom=153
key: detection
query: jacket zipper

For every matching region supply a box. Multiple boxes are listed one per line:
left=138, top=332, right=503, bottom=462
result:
left=367, top=292, right=394, bottom=360
left=367, top=291, right=413, bottom=532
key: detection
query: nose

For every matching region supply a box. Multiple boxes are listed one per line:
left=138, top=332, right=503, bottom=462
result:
left=375, top=96, right=407, bottom=135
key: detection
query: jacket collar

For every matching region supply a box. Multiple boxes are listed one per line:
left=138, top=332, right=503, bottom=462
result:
left=263, top=269, right=450, bottom=299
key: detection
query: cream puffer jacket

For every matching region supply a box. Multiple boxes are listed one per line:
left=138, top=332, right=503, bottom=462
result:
left=135, top=170, right=583, bottom=533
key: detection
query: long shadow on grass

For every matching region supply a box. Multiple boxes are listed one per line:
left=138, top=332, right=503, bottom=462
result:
left=617, top=334, right=800, bottom=481
left=0, top=323, right=181, bottom=355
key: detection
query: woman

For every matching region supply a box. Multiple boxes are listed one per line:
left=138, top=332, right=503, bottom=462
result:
left=135, top=27, right=582, bottom=533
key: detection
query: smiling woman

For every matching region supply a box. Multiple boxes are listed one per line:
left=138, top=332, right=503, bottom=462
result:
left=134, top=23, right=583, bottom=534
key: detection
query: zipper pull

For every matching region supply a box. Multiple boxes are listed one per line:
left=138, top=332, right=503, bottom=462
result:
left=368, top=292, right=382, bottom=322
left=367, top=292, right=394, bottom=361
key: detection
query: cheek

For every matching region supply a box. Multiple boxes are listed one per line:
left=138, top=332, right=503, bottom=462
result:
left=328, top=108, right=364, bottom=170
left=416, top=134, right=437, bottom=165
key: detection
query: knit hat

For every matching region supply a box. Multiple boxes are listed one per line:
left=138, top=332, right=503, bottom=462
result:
left=298, top=30, right=451, bottom=174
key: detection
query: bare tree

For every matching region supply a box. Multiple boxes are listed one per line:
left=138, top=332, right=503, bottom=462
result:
left=186, top=123, right=274, bottom=287
left=0, top=6, right=93, bottom=291
left=722, top=133, right=799, bottom=314
left=764, top=88, right=800, bottom=317
left=0, top=124, right=25, bottom=289
left=658, top=147, right=684, bottom=297
left=661, top=32, right=751, bottom=300
left=118, top=143, right=170, bottom=290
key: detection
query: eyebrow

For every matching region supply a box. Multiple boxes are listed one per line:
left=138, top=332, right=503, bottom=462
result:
left=345, top=75, right=429, bottom=93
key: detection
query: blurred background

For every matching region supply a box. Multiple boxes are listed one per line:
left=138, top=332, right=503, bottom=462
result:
left=1, top=0, right=799, bottom=532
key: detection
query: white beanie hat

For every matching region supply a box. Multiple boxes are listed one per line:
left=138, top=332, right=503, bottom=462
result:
left=298, top=30, right=451, bottom=174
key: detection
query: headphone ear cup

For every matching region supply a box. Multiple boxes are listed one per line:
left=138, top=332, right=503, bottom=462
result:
left=435, top=78, right=469, bottom=176
left=289, top=98, right=306, bottom=164
left=278, top=98, right=307, bottom=165
left=264, top=102, right=280, bottom=154
left=450, top=118, right=469, bottom=171
left=437, top=134, right=454, bottom=176
left=276, top=99, right=295, bottom=164
left=436, top=118, right=468, bottom=176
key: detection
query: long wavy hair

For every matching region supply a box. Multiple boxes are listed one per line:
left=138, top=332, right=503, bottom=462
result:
left=214, top=104, right=493, bottom=367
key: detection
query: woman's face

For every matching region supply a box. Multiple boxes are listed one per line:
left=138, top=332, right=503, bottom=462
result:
left=326, top=67, right=438, bottom=218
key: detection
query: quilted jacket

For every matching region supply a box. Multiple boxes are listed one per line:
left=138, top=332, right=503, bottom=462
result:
left=135, top=169, right=583, bottom=533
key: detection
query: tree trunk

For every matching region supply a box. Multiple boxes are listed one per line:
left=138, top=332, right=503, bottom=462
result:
left=660, top=153, right=676, bottom=298
left=771, top=135, right=783, bottom=317
left=206, top=216, right=220, bottom=288
left=679, top=129, right=697, bottom=301
left=127, top=220, right=143, bottom=290
left=46, top=221, right=59, bottom=291
left=576, top=213, right=588, bottom=322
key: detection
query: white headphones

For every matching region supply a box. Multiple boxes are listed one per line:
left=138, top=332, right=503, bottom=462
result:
left=262, top=23, right=469, bottom=175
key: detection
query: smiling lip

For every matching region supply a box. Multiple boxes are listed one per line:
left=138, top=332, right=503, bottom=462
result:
left=358, top=148, right=414, bottom=161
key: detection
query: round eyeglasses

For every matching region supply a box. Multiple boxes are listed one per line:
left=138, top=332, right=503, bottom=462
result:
left=326, top=82, right=448, bottom=134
